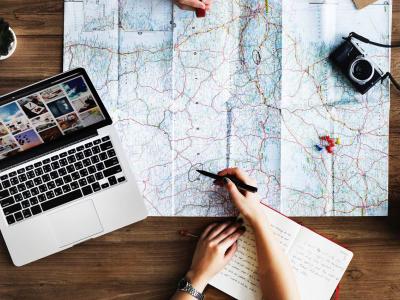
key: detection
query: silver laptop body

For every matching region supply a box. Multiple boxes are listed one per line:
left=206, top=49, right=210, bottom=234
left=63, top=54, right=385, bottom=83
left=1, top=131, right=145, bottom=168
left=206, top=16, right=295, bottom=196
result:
left=0, top=69, right=148, bottom=266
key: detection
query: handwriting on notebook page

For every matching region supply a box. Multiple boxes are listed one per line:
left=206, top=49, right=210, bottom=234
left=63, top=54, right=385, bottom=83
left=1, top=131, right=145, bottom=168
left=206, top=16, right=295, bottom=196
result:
left=215, top=219, right=299, bottom=296
left=270, top=223, right=297, bottom=252
left=289, top=239, right=351, bottom=283
left=210, top=208, right=353, bottom=300
left=287, top=226, right=353, bottom=300
left=220, top=227, right=259, bottom=294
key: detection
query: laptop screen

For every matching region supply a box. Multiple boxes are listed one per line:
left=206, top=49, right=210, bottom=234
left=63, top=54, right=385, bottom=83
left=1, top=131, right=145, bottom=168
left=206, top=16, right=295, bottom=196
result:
left=0, top=74, right=108, bottom=163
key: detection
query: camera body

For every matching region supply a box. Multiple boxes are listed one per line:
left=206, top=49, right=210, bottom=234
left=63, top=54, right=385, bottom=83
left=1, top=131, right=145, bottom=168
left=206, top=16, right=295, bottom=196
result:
left=329, top=38, right=385, bottom=95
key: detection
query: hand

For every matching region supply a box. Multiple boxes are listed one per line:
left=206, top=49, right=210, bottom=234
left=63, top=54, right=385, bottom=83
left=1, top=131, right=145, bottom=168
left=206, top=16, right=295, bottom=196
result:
left=218, top=168, right=267, bottom=226
left=174, top=0, right=212, bottom=11
left=185, top=221, right=245, bottom=292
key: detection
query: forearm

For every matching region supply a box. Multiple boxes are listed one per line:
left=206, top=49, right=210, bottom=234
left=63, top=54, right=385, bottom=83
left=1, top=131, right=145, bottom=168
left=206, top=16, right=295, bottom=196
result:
left=252, top=220, right=300, bottom=300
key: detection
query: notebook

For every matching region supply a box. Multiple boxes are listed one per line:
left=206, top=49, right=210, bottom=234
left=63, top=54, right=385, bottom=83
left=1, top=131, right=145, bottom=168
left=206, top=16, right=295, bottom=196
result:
left=209, top=206, right=353, bottom=300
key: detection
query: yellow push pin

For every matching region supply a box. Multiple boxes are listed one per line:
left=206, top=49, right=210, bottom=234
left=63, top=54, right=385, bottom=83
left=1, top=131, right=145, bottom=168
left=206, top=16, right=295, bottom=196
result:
left=335, top=137, right=341, bottom=145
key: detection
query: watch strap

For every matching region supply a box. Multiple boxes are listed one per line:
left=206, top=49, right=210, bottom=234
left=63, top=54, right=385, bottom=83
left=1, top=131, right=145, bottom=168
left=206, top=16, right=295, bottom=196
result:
left=177, top=278, right=204, bottom=300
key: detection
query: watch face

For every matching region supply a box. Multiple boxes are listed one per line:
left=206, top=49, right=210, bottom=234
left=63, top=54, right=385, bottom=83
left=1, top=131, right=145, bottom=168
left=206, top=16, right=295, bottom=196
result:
left=178, top=279, right=188, bottom=289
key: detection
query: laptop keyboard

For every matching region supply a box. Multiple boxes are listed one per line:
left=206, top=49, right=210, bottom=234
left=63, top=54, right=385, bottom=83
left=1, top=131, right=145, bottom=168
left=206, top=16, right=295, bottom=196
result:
left=0, top=136, right=127, bottom=225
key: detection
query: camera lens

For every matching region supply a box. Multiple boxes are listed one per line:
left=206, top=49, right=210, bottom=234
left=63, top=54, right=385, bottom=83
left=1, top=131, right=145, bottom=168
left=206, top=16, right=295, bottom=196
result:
left=349, top=57, right=374, bottom=85
left=353, top=60, right=373, bottom=80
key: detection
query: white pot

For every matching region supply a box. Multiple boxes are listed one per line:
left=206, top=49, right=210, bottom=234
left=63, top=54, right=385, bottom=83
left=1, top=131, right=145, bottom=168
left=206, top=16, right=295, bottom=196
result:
left=0, top=28, right=17, bottom=60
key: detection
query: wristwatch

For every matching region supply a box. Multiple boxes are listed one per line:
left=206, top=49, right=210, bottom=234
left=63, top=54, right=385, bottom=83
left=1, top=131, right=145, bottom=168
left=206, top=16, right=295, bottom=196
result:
left=177, top=277, right=204, bottom=300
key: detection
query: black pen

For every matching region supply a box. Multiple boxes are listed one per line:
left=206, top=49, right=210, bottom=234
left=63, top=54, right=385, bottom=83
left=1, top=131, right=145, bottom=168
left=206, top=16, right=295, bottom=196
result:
left=196, top=170, right=258, bottom=193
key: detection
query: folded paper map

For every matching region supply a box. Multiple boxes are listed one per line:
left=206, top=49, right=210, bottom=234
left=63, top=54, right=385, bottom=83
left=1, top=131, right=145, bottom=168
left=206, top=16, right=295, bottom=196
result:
left=64, top=0, right=391, bottom=216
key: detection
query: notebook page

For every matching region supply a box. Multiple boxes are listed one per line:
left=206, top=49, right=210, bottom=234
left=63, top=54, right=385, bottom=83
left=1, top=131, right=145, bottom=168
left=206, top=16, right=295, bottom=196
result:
left=288, top=227, right=353, bottom=300
left=209, top=206, right=301, bottom=300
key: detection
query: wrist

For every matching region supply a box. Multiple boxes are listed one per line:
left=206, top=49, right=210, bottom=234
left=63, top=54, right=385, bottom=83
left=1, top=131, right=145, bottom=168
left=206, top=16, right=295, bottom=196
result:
left=247, top=211, right=268, bottom=227
left=249, top=212, right=273, bottom=232
left=185, top=269, right=209, bottom=292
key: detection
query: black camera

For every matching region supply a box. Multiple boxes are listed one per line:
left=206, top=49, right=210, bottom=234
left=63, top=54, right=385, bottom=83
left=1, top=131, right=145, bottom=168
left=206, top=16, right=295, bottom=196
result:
left=329, top=36, right=385, bottom=95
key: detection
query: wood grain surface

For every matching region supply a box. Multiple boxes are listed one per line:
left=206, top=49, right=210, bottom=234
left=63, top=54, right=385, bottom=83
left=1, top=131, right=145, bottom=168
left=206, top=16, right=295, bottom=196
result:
left=0, top=1, right=400, bottom=299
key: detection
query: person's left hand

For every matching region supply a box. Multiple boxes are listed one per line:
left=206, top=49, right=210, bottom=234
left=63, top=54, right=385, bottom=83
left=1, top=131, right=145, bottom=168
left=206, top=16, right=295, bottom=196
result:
left=174, top=0, right=212, bottom=12
left=184, top=220, right=246, bottom=292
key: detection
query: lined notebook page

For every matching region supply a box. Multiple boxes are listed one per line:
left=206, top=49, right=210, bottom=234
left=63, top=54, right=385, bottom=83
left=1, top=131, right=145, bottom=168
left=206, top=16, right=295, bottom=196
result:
left=288, top=227, right=353, bottom=300
left=209, top=207, right=301, bottom=299
left=210, top=206, right=353, bottom=300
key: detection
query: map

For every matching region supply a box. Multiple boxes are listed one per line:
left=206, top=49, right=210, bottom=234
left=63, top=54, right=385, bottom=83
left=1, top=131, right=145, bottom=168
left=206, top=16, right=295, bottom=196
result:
left=64, top=0, right=391, bottom=216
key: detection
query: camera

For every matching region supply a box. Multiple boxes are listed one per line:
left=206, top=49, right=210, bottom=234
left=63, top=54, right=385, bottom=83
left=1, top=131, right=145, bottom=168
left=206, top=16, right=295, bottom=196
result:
left=329, top=36, right=385, bottom=95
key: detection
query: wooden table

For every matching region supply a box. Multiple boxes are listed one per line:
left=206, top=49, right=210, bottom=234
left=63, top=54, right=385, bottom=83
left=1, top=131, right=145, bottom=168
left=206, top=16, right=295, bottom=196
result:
left=0, top=1, right=399, bottom=299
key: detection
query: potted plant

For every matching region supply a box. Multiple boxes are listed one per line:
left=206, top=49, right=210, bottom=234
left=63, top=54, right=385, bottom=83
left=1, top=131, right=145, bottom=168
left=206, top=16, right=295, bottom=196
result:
left=0, top=18, right=17, bottom=60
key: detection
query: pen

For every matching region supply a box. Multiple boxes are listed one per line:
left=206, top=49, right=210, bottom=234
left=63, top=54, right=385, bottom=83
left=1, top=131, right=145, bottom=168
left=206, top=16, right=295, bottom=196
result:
left=196, top=170, right=258, bottom=193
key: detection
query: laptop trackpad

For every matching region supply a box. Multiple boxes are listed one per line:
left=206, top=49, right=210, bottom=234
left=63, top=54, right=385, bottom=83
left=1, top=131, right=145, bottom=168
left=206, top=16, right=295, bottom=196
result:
left=48, top=199, right=103, bottom=247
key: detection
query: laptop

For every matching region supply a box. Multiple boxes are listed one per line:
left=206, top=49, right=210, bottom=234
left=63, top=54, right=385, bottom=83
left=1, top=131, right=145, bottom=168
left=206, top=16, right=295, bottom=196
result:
left=0, top=68, right=148, bottom=266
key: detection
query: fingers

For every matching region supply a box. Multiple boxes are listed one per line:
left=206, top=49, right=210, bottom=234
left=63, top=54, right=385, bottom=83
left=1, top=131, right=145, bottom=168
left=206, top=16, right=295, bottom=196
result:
left=189, top=0, right=206, bottom=9
left=205, top=221, right=245, bottom=252
left=176, top=4, right=195, bottom=10
left=205, top=0, right=212, bottom=10
left=200, top=222, right=219, bottom=240
left=224, top=242, right=238, bottom=261
left=220, top=227, right=245, bottom=250
left=206, top=221, right=231, bottom=240
left=175, top=0, right=206, bottom=10
left=218, top=167, right=256, bottom=186
left=211, top=220, right=243, bottom=244
left=202, top=0, right=212, bottom=10
left=224, top=178, right=245, bottom=206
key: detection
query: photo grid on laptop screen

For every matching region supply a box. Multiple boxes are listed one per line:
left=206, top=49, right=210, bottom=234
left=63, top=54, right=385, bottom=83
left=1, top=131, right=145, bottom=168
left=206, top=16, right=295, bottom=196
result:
left=0, top=76, right=105, bottom=161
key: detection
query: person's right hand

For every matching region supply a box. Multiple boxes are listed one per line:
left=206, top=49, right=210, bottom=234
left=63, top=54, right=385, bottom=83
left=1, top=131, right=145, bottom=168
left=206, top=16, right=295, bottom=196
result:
left=218, top=168, right=267, bottom=226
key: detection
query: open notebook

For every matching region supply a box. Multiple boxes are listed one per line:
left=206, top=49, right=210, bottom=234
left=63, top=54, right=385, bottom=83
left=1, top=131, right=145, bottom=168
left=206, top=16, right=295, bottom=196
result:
left=209, top=206, right=353, bottom=300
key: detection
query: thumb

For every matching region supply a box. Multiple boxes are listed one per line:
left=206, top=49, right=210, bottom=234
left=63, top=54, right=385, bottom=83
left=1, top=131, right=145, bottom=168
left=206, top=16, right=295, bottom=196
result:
left=224, top=178, right=244, bottom=204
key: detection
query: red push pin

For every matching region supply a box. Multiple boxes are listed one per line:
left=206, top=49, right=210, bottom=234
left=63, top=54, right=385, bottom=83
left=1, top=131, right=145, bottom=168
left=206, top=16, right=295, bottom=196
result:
left=326, top=145, right=334, bottom=154
left=317, top=135, right=339, bottom=155
left=320, top=135, right=335, bottom=147
left=327, top=138, right=335, bottom=147
left=320, top=136, right=329, bottom=141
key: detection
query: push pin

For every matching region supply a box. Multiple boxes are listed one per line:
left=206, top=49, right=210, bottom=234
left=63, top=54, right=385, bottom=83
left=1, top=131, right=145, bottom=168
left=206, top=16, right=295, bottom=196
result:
left=328, top=139, right=335, bottom=147
left=320, top=136, right=329, bottom=142
left=179, top=229, right=199, bottom=238
left=326, top=145, right=334, bottom=154
left=316, top=135, right=340, bottom=155
left=321, top=135, right=335, bottom=146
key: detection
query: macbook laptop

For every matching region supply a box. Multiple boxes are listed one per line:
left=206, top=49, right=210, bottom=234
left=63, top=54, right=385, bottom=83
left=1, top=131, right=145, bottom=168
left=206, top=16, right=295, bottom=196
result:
left=0, top=68, right=148, bottom=266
